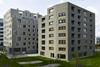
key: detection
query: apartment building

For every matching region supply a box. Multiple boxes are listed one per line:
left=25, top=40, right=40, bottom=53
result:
left=38, top=2, right=95, bottom=61
left=0, top=19, right=3, bottom=51
left=4, top=9, right=41, bottom=55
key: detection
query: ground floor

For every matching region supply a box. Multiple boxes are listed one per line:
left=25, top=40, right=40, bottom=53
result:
left=5, top=47, right=38, bottom=56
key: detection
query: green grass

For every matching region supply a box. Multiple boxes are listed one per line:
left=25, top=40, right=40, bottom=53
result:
left=0, top=52, right=100, bottom=67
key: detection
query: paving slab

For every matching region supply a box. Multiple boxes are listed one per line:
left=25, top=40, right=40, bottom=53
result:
left=18, top=61, right=42, bottom=64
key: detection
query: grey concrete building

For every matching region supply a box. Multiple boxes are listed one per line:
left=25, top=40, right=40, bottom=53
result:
left=38, top=2, right=95, bottom=61
left=4, top=9, right=41, bottom=55
left=0, top=19, right=3, bottom=51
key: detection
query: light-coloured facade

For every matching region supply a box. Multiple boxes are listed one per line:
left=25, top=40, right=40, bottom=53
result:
left=0, top=19, right=3, bottom=51
left=38, top=2, right=95, bottom=61
left=4, top=9, right=41, bottom=55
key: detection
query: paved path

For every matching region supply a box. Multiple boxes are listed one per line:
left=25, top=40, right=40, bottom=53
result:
left=40, top=64, right=60, bottom=67
left=18, top=61, right=42, bottom=64
left=7, top=54, right=39, bottom=59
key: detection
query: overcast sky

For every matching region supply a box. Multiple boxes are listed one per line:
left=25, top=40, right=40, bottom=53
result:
left=0, top=0, right=100, bottom=37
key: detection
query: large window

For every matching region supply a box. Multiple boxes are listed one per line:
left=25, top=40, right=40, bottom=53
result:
left=49, top=47, right=54, bottom=50
left=49, top=34, right=54, bottom=37
left=42, top=29, right=45, bottom=33
left=42, top=35, right=45, bottom=39
left=57, top=54, right=66, bottom=59
left=40, top=51, right=45, bottom=55
left=58, top=33, right=66, bottom=37
left=42, top=40, right=45, bottom=45
left=58, top=12, right=66, bottom=17
left=41, top=46, right=45, bottom=50
left=58, top=26, right=66, bottom=30
left=49, top=40, right=54, bottom=44
left=49, top=21, right=53, bottom=25
left=42, top=23, right=45, bottom=28
left=50, top=53, right=54, bottom=57
left=58, top=40, right=66, bottom=44
left=58, top=47, right=66, bottom=51
left=58, top=19, right=66, bottom=24
left=49, top=8, right=54, bottom=13
left=49, top=15, right=54, bottom=19
left=49, top=28, right=54, bottom=31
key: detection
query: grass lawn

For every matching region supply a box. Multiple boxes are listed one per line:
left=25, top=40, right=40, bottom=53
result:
left=0, top=52, right=100, bottom=67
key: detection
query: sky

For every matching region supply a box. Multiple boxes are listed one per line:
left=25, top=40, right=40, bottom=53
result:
left=0, top=0, right=100, bottom=37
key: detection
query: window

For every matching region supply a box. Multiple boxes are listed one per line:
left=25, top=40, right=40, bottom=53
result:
left=83, top=11, right=87, bottom=17
left=71, top=27, right=75, bottom=31
left=58, top=26, right=66, bottom=30
left=49, top=40, right=54, bottom=44
left=42, top=17, right=45, bottom=22
left=49, top=47, right=54, bottom=50
left=78, top=15, right=81, bottom=19
left=90, top=13, right=92, bottom=17
left=83, top=23, right=87, bottom=27
left=41, top=46, right=45, bottom=50
left=58, top=33, right=66, bottom=37
left=50, top=53, right=54, bottom=57
left=49, top=8, right=54, bottom=13
left=58, top=47, right=66, bottom=51
left=49, top=15, right=54, bottom=19
left=58, top=40, right=66, bottom=44
left=57, top=54, right=66, bottom=59
left=78, top=28, right=81, bottom=32
left=49, top=34, right=54, bottom=37
left=16, top=43, right=19, bottom=46
left=83, top=34, right=87, bottom=38
left=90, top=19, right=92, bottom=22
left=28, top=29, right=30, bottom=32
left=71, top=47, right=74, bottom=51
left=71, top=13, right=75, bottom=18
left=71, top=40, right=75, bottom=45
left=42, top=23, right=45, bottom=28
left=17, top=37, right=21, bottom=41
left=0, top=28, right=3, bottom=30
left=23, top=42, right=26, bottom=46
left=78, top=46, right=81, bottom=50
left=71, top=6, right=75, bottom=11
left=78, top=9, right=81, bottom=13
left=0, top=23, right=3, bottom=26
left=40, top=51, right=45, bottom=55
left=83, top=18, right=87, bottom=22
left=42, top=40, right=45, bottom=45
left=33, top=25, right=35, bottom=28
left=58, top=12, right=66, bottom=17
left=18, top=19, right=21, bottom=23
left=42, top=29, right=45, bottom=33
left=83, top=28, right=87, bottom=33
left=23, top=25, right=26, bottom=28
left=23, top=32, right=26, bottom=35
left=49, top=21, right=53, bottom=25
left=71, top=20, right=75, bottom=25
left=71, top=33, right=75, bottom=38
left=22, top=48, right=26, bottom=51
left=58, top=19, right=66, bottom=24
left=84, top=52, right=87, bottom=56
left=78, top=40, right=81, bottom=44
left=49, top=28, right=54, bottom=31
left=90, top=40, right=92, bottom=44
left=78, top=34, right=81, bottom=38
left=42, top=35, right=45, bottom=39
left=78, top=22, right=81, bottom=26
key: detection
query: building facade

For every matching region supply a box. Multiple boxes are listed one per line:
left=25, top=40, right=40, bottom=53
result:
left=0, top=19, right=3, bottom=51
left=38, top=2, right=95, bottom=61
left=4, top=9, right=40, bottom=55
